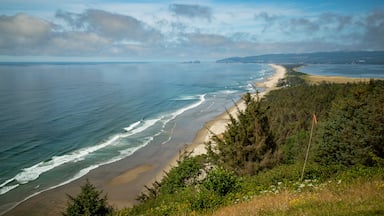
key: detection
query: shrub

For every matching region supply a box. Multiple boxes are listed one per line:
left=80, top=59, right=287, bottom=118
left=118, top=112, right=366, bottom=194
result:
left=190, top=188, right=223, bottom=212
left=202, top=167, right=241, bottom=196
left=160, top=155, right=205, bottom=194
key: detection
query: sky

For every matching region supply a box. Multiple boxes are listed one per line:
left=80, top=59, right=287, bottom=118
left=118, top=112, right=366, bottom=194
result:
left=0, top=0, right=383, bottom=61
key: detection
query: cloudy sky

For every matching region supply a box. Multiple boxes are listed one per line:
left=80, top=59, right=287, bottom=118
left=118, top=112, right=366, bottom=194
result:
left=0, top=0, right=383, bottom=61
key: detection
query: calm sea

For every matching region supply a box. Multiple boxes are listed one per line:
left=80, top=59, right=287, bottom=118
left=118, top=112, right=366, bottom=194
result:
left=300, top=64, right=384, bottom=78
left=0, top=62, right=273, bottom=213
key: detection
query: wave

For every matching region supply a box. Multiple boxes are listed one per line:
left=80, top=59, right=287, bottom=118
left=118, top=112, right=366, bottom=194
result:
left=52, top=138, right=150, bottom=189
left=0, top=135, right=155, bottom=215
left=0, top=184, right=19, bottom=195
left=217, top=90, right=238, bottom=94
left=0, top=94, right=206, bottom=197
left=171, top=95, right=201, bottom=101
left=169, top=94, right=205, bottom=120
left=0, top=117, right=161, bottom=195
left=0, top=178, right=15, bottom=188
left=245, top=83, right=255, bottom=92
left=122, top=118, right=161, bottom=137
left=123, top=120, right=142, bottom=132
left=0, top=133, right=123, bottom=194
left=161, top=122, right=176, bottom=145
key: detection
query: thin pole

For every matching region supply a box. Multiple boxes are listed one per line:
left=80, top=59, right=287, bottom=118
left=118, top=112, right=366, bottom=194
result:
left=301, top=115, right=315, bottom=181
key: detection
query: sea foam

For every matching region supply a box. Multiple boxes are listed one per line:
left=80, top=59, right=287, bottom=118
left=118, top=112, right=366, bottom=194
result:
left=169, top=94, right=205, bottom=120
left=0, top=94, right=206, bottom=196
left=123, top=120, right=142, bottom=132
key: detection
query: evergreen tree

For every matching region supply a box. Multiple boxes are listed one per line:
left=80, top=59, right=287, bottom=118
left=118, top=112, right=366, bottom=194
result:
left=63, top=179, right=113, bottom=216
left=208, top=93, right=279, bottom=175
left=315, top=81, right=384, bottom=166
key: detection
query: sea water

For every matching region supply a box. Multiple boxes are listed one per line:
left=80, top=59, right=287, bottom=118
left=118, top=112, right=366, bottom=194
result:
left=0, top=62, right=273, bottom=213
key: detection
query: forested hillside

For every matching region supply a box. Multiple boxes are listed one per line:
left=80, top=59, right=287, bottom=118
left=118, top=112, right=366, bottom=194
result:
left=210, top=65, right=383, bottom=173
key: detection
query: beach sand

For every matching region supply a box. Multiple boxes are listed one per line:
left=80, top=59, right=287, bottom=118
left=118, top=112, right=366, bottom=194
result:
left=189, top=64, right=286, bottom=157
left=3, top=64, right=286, bottom=216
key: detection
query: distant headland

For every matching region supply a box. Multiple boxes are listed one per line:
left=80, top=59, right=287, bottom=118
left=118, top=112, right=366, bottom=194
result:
left=216, top=51, right=384, bottom=64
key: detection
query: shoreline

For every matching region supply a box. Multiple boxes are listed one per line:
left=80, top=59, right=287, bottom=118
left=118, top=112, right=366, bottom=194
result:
left=148, top=63, right=287, bottom=190
left=3, top=64, right=286, bottom=216
left=189, top=64, right=287, bottom=156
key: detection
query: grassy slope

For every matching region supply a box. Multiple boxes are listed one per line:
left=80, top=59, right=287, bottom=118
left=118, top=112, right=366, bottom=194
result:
left=211, top=177, right=384, bottom=216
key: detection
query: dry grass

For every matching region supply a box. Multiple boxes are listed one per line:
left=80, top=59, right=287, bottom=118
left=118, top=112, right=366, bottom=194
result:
left=210, top=179, right=384, bottom=216
left=302, top=74, right=381, bottom=84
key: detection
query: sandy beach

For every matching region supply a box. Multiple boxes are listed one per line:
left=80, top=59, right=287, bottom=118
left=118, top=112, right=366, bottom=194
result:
left=188, top=64, right=286, bottom=157
left=3, top=64, right=286, bottom=216
left=149, top=64, right=287, bottom=190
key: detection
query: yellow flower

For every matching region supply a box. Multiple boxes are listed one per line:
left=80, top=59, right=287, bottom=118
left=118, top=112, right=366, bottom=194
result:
left=288, top=198, right=301, bottom=207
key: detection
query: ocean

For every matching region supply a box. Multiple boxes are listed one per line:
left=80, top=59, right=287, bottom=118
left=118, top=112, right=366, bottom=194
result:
left=300, top=64, right=384, bottom=78
left=0, top=62, right=273, bottom=213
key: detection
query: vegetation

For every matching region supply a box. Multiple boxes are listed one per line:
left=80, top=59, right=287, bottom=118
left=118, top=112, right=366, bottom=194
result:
left=207, top=92, right=280, bottom=176
left=276, top=64, right=307, bottom=87
left=67, top=66, right=384, bottom=215
left=212, top=174, right=384, bottom=216
left=315, top=80, right=384, bottom=167
left=63, top=179, right=113, bottom=216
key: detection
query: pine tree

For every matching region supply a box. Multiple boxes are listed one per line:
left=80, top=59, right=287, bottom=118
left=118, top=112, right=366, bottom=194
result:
left=208, top=93, right=279, bottom=175
left=315, top=81, right=384, bottom=167
left=63, top=179, right=113, bottom=216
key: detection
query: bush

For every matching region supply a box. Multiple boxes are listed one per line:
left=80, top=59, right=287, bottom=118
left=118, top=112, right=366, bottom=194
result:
left=160, top=155, right=205, bottom=194
left=202, top=167, right=241, bottom=196
left=190, top=188, right=223, bottom=212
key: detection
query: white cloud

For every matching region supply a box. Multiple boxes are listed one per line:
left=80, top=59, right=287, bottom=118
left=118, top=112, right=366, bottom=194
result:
left=0, top=13, right=52, bottom=50
left=55, top=9, right=163, bottom=44
left=0, top=2, right=383, bottom=60
left=49, top=32, right=110, bottom=55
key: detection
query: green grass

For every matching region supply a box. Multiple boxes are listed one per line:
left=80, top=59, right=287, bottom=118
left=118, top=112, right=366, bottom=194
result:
left=114, top=163, right=384, bottom=216
left=211, top=174, right=384, bottom=216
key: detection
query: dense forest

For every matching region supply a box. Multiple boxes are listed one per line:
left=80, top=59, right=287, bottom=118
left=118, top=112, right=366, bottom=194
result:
left=64, top=66, right=384, bottom=215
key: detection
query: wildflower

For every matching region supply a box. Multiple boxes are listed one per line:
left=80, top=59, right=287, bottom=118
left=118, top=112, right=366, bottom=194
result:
left=289, top=198, right=301, bottom=207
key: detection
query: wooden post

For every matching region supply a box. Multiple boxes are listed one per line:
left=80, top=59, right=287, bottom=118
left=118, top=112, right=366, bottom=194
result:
left=301, top=114, right=316, bottom=181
